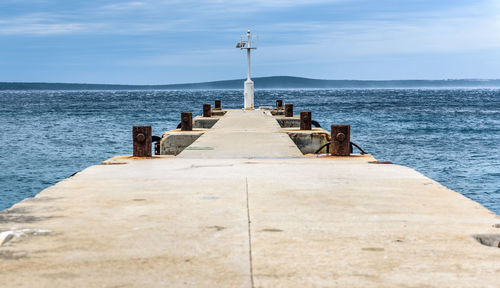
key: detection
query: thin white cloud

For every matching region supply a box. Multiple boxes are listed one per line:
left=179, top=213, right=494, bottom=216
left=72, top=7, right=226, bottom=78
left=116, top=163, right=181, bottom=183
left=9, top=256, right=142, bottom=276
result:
left=0, top=13, right=97, bottom=35
left=100, top=1, right=147, bottom=11
left=0, top=23, right=87, bottom=35
left=196, top=0, right=347, bottom=8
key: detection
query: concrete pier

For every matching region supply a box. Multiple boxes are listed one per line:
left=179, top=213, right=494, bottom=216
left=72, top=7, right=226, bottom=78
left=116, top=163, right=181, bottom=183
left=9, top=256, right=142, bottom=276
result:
left=1, top=109, right=499, bottom=287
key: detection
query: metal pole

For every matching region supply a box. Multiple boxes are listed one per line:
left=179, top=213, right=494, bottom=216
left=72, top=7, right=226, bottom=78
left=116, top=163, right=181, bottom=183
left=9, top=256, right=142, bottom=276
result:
left=247, top=31, right=251, bottom=80
left=247, top=49, right=251, bottom=80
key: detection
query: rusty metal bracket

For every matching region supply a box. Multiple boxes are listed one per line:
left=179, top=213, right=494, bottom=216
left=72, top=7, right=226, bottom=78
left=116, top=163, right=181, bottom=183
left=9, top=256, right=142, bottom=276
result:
left=311, top=120, right=321, bottom=128
left=214, top=100, right=222, bottom=110
left=276, top=99, right=283, bottom=110
left=203, top=104, right=212, bottom=117
left=181, top=112, right=193, bottom=131
left=315, top=140, right=367, bottom=155
left=330, top=125, right=350, bottom=156
left=300, top=111, right=312, bottom=130
left=350, top=142, right=367, bottom=155
left=285, top=104, right=293, bottom=117
left=133, top=126, right=152, bottom=157
left=315, top=141, right=331, bottom=154
left=369, top=161, right=393, bottom=164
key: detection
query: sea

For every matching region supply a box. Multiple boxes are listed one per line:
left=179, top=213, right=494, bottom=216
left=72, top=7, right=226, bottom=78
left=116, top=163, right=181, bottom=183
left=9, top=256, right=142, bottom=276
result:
left=0, top=89, right=499, bottom=214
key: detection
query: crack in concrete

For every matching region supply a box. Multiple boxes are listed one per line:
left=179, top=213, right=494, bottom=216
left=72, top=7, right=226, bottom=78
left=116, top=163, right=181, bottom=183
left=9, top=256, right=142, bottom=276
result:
left=246, top=177, right=255, bottom=288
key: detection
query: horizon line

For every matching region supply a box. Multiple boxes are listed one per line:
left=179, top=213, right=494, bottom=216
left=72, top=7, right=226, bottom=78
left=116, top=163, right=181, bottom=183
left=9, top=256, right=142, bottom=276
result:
left=2, top=76, right=500, bottom=86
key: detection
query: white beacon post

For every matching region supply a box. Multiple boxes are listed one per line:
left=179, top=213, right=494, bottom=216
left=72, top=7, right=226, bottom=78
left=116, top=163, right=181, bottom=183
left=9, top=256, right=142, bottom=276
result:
left=236, top=30, right=257, bottom=110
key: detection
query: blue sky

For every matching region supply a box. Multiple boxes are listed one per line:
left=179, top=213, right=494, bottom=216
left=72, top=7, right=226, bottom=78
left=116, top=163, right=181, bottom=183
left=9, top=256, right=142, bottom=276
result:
left=0, top=0, right=499, bottom=84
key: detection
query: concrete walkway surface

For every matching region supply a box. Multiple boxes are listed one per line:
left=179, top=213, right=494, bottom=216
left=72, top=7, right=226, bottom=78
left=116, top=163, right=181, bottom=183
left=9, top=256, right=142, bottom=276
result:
left=1, top=109, right=499, bottom=287
left=179, top=110, right=303, bottom=158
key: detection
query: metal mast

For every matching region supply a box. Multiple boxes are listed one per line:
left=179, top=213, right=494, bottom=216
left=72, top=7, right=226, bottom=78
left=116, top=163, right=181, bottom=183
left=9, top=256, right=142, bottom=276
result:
left=246, top=30, right=251, bottom=80
left=236, top=30, right=257, bottom=109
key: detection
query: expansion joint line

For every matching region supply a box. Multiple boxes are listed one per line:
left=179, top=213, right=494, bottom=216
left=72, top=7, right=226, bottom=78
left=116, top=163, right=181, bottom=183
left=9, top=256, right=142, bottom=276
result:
left=246, top=177, right=255, bottom=288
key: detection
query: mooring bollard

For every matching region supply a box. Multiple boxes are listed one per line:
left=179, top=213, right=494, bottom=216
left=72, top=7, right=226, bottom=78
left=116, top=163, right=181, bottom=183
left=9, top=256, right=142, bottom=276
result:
left=276, top=99, right=283, bottom=110
left=331, top=125, right=350, bottom=156
left=300, top=112, right=312, bottom=130
left=285, top=104, right=293, bottom=117
left=214, top=100, right=221, bottom=110
left=181, top=112, right=192, bottom=131
left=133, top=126, right=152, bottom=157
left=203, top=104, right=212, bottom=117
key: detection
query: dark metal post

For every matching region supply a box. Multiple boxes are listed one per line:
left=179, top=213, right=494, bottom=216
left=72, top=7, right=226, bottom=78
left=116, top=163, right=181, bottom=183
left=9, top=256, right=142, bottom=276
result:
left=133, top=126, right=152, bottom=157
left=154, top=141, right=160, bottom=155
left=276, top=99, right=283, bottom=110
left=214, top=100, right=222, bottom=110
left=331, top=125, right=350, bottom=156
left=285, top=104, right=293, bottom=117
left=203, top=104, right=212, bottom=117
left=300, top=112, right=312, bottom=130
left=181, top=112, right=192, bottom=131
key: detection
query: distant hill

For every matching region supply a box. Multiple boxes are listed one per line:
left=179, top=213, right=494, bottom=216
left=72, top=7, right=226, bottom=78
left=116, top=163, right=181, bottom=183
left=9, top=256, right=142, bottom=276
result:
left=2, top=76, right=500, bottom=90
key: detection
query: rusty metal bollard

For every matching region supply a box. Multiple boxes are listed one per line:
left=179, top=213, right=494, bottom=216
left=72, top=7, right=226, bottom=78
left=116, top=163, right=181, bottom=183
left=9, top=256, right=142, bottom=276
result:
left=203, top=104, right=212, bottom=117
left=285, top=104, right=293, bottom=117
left=331, top=125, right=350, bottom=156
left=181, top=112, right=192, bottom=131
left=300, top=112, right=312, bottom=130
left=276, top=99, right=283, bottom=110
left=214, top=100, right=222, bottom=110
left=133, top=126, right=152, bottom=157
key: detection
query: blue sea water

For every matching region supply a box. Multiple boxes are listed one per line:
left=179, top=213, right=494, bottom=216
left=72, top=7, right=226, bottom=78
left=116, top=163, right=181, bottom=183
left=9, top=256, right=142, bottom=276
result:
left=0, top=89, right=499, bottom=213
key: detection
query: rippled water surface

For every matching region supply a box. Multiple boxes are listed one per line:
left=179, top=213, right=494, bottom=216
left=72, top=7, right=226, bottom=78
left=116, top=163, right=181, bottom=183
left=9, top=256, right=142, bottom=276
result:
left=0, top=89, right=499, bottom=213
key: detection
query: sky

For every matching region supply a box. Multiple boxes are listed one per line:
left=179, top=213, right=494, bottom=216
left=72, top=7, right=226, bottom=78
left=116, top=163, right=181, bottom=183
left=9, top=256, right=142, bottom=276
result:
left=1, top=0, right=500, bottom=84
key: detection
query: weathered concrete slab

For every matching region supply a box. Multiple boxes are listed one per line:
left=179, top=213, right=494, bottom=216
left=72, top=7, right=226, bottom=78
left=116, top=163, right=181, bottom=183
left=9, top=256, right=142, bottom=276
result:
left=283, top=127, right=330, bottom=154
left=247, top=157, right=500, bottom=287
left=1, top=156, right=499, bottom=287
left=193, top=116, right=220, bottom=129
left=211, top=110, right=227, bottom=116
left=0, top=157, right=252, bottom=287
left=274, top=116, right=300, bottom=128
left=270, top=109, right=284, bottom=116
left=160, top=129, right=205, bottom=155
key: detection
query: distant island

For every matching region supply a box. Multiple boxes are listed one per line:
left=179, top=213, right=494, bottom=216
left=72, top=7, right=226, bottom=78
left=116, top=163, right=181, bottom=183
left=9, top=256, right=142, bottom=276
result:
left=2, top=76, right=500, bottom=90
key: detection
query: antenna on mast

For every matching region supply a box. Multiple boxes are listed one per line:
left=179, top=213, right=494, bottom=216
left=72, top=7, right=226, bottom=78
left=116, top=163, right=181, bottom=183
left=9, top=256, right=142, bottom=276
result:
left=236, top=30, right=257, bottom=110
